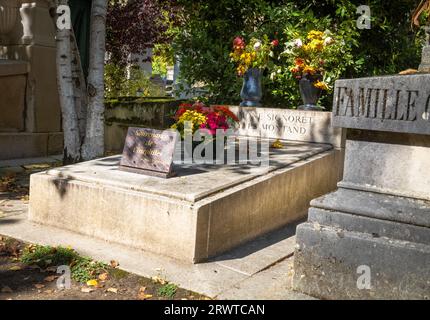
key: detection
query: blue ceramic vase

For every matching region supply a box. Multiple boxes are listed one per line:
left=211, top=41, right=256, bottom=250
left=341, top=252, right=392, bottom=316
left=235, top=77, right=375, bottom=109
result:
left=240, top=68, right=262, bottom=107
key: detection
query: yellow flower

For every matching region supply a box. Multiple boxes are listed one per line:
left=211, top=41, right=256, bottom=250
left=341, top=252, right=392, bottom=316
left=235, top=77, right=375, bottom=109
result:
left=303, top=65, right=316, bottom=74
left=314, top=81, right=329, bottom=91
left=307, top=30, right=324, bottom=40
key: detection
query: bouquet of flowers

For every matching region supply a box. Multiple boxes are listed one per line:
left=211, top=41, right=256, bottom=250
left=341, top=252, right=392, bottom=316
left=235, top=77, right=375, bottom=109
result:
left=283, top=30, right=336, bottom=91
left=171, top=102, right=239, bottom=138
left=230, top=36, right=278, bottom=76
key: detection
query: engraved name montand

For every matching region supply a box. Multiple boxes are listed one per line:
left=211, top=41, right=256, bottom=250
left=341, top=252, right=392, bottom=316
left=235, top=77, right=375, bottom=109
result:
left=332, top=74, right=430, bottom=135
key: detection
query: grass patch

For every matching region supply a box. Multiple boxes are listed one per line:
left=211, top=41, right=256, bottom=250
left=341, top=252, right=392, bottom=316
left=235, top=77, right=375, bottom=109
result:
left=20, top=245, right=78, bottom=268
left=20, top=244, right=108, bottom=283
left=157, top=283, right=178, bottom=298
left=70, top=257, right=108, bottom=283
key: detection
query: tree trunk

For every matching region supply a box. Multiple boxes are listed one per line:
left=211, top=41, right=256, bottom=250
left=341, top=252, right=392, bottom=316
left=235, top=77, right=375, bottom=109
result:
left=81, top=0, right=107, bottom=160
left=56, top=0, right=81, bottom=163
left=70, top=30, right=88, bottom=143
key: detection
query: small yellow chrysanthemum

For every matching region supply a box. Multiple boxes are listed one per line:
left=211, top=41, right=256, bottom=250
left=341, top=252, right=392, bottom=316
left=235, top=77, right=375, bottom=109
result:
left=303, top=65, right=317, bottom=75
left=307, top=30, right=324, bottom=40
left=314, top=81, right=329, bottom=91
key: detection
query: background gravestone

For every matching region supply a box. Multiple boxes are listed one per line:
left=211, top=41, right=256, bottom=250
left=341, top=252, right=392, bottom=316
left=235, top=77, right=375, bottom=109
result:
left=293, top=73, right=430, bottom=299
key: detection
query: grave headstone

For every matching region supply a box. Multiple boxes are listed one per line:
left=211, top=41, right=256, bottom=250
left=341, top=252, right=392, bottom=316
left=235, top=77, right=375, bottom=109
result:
left=293, top=73, right=430, bottom=299
left=119, top=127, right=178, bottom=178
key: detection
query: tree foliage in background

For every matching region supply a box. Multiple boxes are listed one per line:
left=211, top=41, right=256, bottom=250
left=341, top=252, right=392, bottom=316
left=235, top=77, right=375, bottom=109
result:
left=173, top=0, right=426, bottom=108
left=106, top=0, right=181, bottom=66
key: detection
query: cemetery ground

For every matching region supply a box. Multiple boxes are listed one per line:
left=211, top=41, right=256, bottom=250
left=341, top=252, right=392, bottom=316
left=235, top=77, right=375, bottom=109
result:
left=0, top=159, right=207, bottom=300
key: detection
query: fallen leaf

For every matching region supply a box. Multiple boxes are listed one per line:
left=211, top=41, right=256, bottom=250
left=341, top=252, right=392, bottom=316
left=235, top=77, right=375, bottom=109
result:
left=137, top=287, right=153, bottom=300
left=98, top=273, right=109, bottom=281
left=110, top=260, right=119, bottom=268
left=86, top=279, right=98, bottom=287
left=81, top=287, right=95, bottom=293
left=9, top=265, right=22, bottom=271
left=107, top=287, right=118, bottom=294
left=44, top=289, right=54, bottom=294
left=399, top=68, right=418, bottom=75
left=44, top=275, right=57, bottom=282
left=45, top=266, right=57, bottom=273
left=34, top=284, right=45, bottom=289
left=271, top=139, right=284, bottom=149
left=1, top=286, right=13, bottom=293
left=152, top=276, right=166, bottom=285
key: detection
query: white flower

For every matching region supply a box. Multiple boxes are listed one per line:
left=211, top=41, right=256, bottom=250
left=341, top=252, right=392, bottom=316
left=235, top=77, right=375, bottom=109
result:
left=293, top=39, right=303, bottom=48
left=323, top=37, right=334, bottom=45
left=270, top=72, right=276, bottom=80
left=253, top=41, right=262, bottom=50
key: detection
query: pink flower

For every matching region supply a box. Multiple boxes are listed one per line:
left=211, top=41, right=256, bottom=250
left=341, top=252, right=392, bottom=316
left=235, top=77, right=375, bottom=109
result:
left=233, top=36, right=245, bottom=50
left=271, top=39, right=279, bottom=47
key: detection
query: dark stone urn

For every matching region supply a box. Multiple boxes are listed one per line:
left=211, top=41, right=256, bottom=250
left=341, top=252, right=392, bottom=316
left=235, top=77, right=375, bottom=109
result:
left=240, top=68, right=262, bottom=107
left=298, top=75, right=324, bottom=111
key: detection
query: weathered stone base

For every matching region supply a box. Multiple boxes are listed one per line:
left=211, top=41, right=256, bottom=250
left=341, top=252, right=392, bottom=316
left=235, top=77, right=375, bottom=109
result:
left=29, top=141, right=343, bottom=263
left=294, top=188, right=430, bottom=299
left=0, top=132, right=63, bottom=160
left=419, top=46, right=430, bottom=73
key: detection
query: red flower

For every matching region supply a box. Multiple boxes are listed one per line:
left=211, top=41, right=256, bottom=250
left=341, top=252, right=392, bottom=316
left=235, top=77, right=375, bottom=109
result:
left=295, top=58, right=304, bottom=66
left=213, top=105, right=239, bottom=122
left=233, top=36, right=245, bottom=50
left=271, top=39, right=279, bottom=47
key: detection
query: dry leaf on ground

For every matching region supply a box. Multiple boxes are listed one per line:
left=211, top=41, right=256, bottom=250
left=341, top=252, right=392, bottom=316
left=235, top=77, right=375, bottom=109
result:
left=107, top=287, right=118, bottom=294
left=98, top=273, right=109, bottom=281
left=44, top=275, right=57, bottom=282
left=110, top=260, right=119, bottom=268
left=9, top=265, right=22, bottom=271
left=86, top=279, right=98, bottom=287
left=137, top=287, right=153, bottom=300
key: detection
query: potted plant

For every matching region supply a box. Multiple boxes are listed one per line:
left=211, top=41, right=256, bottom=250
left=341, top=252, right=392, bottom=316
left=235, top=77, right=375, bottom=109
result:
left=230, top=36, right=278, bottom=107
left=171, top=102, right=239, bottom=157
left=0, top=0, right=19, bottom=42
left=282, top=30, right=336, bottom=111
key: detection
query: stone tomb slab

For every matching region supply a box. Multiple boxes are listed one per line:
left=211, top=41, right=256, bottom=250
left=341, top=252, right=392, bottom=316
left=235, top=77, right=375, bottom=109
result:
left=28, top=139, right=343, bottom=263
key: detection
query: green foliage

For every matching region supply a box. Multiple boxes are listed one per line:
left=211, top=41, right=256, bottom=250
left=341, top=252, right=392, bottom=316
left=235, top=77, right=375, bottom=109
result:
left=70, top=257, right=108, bottom=283
left=104, top=63, right=167, bottom=98
left=20, top=244, right=108, bottom=283
left=173, top=0, right=426, bottom=108
left=157, top=283, right=178, bottom=298
left=20, top=245, right=78, bottom=269
left=152, top=44, right=175, bottom=78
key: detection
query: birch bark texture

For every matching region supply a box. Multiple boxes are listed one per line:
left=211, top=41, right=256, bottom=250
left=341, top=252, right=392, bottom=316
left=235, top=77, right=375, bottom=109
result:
left=56, top=0, right=81, bottom=163
left=55, top=0, right=107, bottom=163
left=81, top=0, right=108, bottom=160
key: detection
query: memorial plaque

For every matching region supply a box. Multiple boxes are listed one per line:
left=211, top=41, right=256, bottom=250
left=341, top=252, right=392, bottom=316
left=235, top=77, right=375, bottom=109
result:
left=119, top=127, right=178, bottom=178
left=332, top=74, right=430, bottom=135
left=229, top=106, right=343, bottom=148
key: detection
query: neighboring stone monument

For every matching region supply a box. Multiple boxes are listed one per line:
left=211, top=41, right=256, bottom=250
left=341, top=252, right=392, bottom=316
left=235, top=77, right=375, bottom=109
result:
left=0, top=0, right=62, bottom=160
left=293, top=73, right=430, bottom=299
left=419, top=27, right=430, bottom=72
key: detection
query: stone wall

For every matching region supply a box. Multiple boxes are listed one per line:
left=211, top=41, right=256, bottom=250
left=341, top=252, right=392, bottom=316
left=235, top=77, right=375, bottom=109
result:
left=104, top=97, right=184, bottom=153
left=0, top=0, right=62, bottom=160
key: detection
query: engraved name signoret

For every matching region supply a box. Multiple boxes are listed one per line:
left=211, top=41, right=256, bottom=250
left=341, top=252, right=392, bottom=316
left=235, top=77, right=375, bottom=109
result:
left=241, top=112, right=313, bottom=135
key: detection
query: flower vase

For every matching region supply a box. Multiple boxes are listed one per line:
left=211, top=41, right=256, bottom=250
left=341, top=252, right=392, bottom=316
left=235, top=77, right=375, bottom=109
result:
left=298, top=75, right=325, bottom=111
left=240, top=68, right=262, bottom=107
